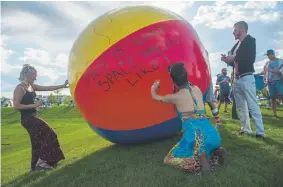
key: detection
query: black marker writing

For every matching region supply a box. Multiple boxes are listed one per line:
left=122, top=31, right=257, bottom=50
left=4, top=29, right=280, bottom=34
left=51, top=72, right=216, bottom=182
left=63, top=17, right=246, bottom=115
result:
left=98, top=80, right=110, bottom=92
left=106, top=74, right=114, bottom=84
left=112, top=70, right=125, bottom=81
left=126, top=76, right=139, bottom=86
left=140, top=66, right=155, bottom=75
left=118, top=61, right=131, bottom=74
left=149, top=58, right=161, bottom=70
left=112, top=47, right=124, bottom=58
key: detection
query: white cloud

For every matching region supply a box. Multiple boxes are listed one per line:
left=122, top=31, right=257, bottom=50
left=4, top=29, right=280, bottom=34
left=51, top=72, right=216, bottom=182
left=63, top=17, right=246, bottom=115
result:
left=243, top=1, right=277, bottom=9
left=192, top=1, right=281, bottom=29
left=17, top=48, right=68, bottom=83
left=36, top=66, right=64, bottom=82
left=19, top=48, right=50, bottom=65
left=1, top=35, right=20, bottom=73
left=144, top=1, right=194, bottom=18
left=1, top=9, right=74, bottom=54
left=1, top=36, right=67, bottom=87
left=215, top=1, right=227, bottom=7
left=54, top=54, right=69, bottom=68
left=259, top=12, right=281, bottom=23
left=273, top=31, right=283, bottom=49
left=18, top=48, right=68, bottom=68
left=1, top=81, right=14, bottom=92
left=270, top=31, right=283, bottom=59
left=208, top=52, right=232, bottom=76
left=45, top=1, right=194, bottom=32
left=1, top=11, right=50, bottom=33
left=276, top=49, right=283, bottom=58
left=254, top=59, right=267, bottom=73
left=43, top=2, right=95, bottom=31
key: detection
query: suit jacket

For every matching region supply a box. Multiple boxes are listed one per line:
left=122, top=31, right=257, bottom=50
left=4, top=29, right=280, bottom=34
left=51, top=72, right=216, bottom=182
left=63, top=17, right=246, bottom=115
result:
left=230, top=34, right=256, bottom=75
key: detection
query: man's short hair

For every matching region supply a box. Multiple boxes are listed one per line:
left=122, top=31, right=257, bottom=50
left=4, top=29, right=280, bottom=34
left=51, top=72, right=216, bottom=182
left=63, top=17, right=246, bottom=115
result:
left=234, top=21, right=248, bottom=32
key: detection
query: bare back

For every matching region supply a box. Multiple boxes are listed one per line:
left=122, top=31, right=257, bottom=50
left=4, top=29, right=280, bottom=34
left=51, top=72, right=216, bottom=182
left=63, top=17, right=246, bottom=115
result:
left=173, top=86, right=204, bottom=113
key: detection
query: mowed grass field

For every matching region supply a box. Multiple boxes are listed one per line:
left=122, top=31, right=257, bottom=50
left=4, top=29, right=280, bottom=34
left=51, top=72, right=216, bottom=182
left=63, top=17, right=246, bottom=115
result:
left=1, top=105, right=283, bottom=187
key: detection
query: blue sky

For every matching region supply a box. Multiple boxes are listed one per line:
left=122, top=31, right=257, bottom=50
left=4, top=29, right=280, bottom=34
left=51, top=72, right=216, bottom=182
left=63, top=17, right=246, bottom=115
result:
left=1, top=1, right=283, bottom=98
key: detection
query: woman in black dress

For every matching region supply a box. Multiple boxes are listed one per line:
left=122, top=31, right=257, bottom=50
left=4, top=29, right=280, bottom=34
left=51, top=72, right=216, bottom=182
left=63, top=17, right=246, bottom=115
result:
left=13, top=64, right=68, bottom=171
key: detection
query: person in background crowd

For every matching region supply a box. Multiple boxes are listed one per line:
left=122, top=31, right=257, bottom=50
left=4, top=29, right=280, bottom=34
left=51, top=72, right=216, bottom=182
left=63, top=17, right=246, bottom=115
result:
left=255, top=60, right=272, bottom=109
left=216, top=68, right=231, bottom=113
left=263, top=49, right=283, bottom=117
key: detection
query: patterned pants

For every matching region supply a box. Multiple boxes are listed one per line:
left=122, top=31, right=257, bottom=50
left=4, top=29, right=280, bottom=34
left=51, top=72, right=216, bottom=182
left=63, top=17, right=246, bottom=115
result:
left=165, top=117, right=221, bottom=173
left=21, top=116, right=65, bottom=170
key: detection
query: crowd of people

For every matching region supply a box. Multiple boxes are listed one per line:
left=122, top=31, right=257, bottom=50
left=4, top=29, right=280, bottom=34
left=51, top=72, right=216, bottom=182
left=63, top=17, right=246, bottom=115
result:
left=12, top=21, right=282, bottom=174
left=214, top=21, right=282, bottom=137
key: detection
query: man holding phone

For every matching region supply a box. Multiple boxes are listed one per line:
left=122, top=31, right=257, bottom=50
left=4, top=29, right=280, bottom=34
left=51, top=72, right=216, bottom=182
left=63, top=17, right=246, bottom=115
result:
left=221, top=21, right=265, bottom=138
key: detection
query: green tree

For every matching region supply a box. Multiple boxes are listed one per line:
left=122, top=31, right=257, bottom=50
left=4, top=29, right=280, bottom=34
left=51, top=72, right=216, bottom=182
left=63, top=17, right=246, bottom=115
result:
left=54, top=89, right=62, bottom=102
left=48, top=94, right=56, bottom=104
left=1, top=97, right=9, bottom=106
left=63, top=96, right=73, bottom=104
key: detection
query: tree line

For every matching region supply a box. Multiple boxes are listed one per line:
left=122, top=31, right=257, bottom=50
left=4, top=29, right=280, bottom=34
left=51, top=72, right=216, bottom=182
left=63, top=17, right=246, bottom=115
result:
left=47, top=88, right=73, bottom=104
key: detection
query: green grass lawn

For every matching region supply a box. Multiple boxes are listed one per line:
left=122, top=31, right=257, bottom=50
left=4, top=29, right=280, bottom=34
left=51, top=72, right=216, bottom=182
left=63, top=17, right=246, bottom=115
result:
left=1, top=105, right=283, bottom=187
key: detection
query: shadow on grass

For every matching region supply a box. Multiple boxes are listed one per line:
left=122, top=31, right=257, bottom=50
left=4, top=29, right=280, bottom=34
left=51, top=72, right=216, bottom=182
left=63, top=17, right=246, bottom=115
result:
left=2, top=172, right=48, bottom=187
left=262, top=136, right=283, bottom=154
left=262, top=116, right=283, bottom=128
left=222, top=115, right=283, bottom=152
left=3, top=128, right=283, bottom=187
left=61, top=107, right=72, bottom=113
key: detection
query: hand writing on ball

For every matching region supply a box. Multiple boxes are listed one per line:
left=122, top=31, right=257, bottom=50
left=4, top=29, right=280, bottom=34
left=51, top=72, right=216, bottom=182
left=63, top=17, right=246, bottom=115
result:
left=152, top=80, right=160, bottom=90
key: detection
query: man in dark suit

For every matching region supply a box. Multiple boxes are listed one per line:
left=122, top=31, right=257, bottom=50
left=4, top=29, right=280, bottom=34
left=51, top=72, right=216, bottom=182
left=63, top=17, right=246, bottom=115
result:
left=221, top=21, right=265, bottom=138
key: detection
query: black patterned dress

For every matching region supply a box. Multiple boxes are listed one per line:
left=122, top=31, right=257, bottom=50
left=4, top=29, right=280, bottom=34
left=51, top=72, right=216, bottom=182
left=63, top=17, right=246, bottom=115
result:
left=18, top=84, right=65, bottom=170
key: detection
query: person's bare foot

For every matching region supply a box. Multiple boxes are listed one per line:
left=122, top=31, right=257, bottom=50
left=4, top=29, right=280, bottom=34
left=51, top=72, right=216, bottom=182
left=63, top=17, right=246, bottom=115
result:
left=214, top=147, right=227, bottom=166
left=199, top=153, right=210, bottom=175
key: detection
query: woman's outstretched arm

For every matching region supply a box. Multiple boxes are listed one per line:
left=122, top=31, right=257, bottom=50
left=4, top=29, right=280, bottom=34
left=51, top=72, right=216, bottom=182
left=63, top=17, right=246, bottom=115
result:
left=32, top=80, right=69, bottom=91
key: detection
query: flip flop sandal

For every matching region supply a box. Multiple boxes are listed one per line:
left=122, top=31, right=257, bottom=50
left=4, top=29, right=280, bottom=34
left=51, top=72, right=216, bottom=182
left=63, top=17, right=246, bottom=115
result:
left=34, top=165, right=54, bottom=171
left=35, top=162, right=54, bottom=171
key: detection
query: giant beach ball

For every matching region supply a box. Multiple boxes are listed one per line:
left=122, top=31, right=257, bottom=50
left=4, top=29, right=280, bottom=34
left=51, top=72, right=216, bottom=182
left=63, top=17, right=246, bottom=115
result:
left=68, top=6, right=211, bottom=144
